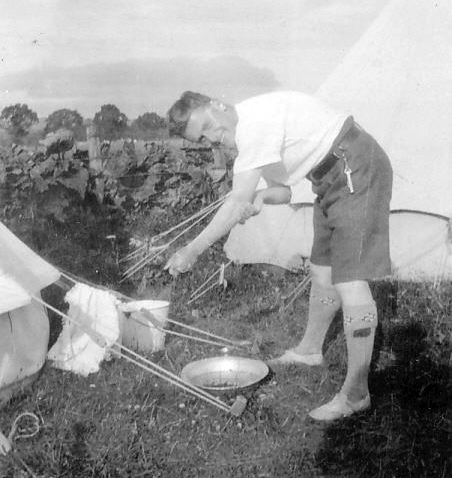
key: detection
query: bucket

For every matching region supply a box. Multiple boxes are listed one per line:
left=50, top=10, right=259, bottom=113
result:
left=120, top=300, right=169, bottom=353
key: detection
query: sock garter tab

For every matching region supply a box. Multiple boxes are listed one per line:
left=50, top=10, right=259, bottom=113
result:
left=309, top=283, right=341, bottom=307
left=343, top=301, right=377, bottom=331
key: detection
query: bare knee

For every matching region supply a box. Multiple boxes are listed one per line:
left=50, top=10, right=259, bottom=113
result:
left=310, top=264, right=334, bottom=289
left=335, top=280, right=373, bottom=306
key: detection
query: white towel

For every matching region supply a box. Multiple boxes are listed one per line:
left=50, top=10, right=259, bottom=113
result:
left=48, top=283, right=122, bottom=376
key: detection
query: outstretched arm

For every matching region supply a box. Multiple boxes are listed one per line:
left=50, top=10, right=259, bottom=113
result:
left=165, top=168, right=262, bottom=275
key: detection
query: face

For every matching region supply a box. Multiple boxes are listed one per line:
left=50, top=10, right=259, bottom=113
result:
left=183, top=102, right=236, bottom=148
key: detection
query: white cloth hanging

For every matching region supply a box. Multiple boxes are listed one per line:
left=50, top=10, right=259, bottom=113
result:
left=48, top=283, right=122, bottom=377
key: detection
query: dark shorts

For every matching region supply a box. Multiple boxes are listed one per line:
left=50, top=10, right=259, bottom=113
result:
left=308, top=125, right=393, bottom=284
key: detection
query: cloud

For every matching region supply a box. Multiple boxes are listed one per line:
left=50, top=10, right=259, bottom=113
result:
left=0, top=56, right=279, bottom=118
left=0, top=0, right=386, bottom=117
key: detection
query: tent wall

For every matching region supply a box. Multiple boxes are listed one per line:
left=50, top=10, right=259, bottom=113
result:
left=316, top=0, right=452, bottom=217
left=224, top=205, right=452, bottom=282
left=0, top=295, right=49, bottom=406
left=224, top=0, right=452, bottom=281
left=0, top=222, right=60, bottom=308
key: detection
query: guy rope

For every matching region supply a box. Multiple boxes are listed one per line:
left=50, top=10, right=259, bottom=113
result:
left=43, top=269, right=249, bottom=417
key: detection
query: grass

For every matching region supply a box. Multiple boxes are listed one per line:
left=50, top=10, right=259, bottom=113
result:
left=0, top=243, right=451, bottom=477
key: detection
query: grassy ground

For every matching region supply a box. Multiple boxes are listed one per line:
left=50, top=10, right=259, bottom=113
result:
left=0, top=231, right=451, bottom=477
left=0, top=252, right=452, bottom=478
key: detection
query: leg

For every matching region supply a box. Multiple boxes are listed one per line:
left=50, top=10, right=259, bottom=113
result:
left=309, top=279, right=376, bottom=420
left=270, top=263, right=341, bottom=365
left=292, top=264, right=341, bottom=355
left=335, top=280, right=376, bottom=401
left=308, top=128, right=391, bottom=420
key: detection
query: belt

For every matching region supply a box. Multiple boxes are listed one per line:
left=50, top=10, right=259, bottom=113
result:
left=309, top=121, right=361, bottom=181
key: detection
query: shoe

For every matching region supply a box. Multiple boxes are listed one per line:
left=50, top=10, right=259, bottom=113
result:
left=308, top=393, right=371, bottom=421
left=268, top=349, right=323, bottom=366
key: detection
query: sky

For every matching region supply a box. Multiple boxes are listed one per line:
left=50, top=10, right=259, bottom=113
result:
left=0, top=0, right=388, bottom=119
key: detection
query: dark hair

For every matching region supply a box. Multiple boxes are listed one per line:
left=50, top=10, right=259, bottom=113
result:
left=167, top=91, right=211, bottom=137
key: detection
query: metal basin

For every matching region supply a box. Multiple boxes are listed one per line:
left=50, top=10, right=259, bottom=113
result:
left=180, top=355, right=269, bottom=392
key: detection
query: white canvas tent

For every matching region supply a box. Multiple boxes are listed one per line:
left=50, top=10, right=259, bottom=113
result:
left=0, top=222, right=60, bottom=404
left=224, top=0, right=452, bottom=281
left=0, top=221, right=246, bottom=417
left=316, top=0, right=452, bottom=217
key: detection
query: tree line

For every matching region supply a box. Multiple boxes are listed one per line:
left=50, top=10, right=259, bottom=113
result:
left=0, top=103, right=168, bottom=146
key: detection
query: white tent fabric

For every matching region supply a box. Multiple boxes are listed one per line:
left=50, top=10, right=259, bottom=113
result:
left=0, top=272, right=33, bottom=314
left=224, top=204, right=452, bottom=282
left=0, top=222, right=60, bottom=405
left=389, top=211, right=452, bottom=281
left=0, top=222, right=60, bottom=310
left=0, top=297, right=51, bottom=405
left=224, top=0, right=452, bottom=280
left=225, top=205, right=313, bottom=272
left=316, top=0, right=452, bottom=217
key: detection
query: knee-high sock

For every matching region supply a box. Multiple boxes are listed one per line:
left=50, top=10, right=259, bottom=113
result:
left=292, top=283, right=341, bottom=355
left=341, top=302, right=377, bottom=401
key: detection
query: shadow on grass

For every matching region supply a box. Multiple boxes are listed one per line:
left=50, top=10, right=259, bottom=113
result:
left=314, top=319, right=452, bottom=478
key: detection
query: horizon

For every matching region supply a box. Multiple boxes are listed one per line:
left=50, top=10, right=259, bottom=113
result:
left=1, top=0, right=387, bottom=118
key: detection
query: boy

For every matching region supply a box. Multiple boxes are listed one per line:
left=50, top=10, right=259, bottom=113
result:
left=165, top=90, right=392, bottom=420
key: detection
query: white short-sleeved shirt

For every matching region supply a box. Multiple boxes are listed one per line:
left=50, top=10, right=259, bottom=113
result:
left=233, top=91, right=349, bottom=200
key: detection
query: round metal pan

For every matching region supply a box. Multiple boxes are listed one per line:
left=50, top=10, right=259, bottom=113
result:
left=180, top=355, right=269, bottom=392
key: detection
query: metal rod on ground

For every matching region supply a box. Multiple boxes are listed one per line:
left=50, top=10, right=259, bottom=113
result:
left=189, top=269, right=222, bottom=300
left=58, top=270, right=248, bottom=349
left=165, top=317, right=248, bottom=347
left=124, top=243, right=166, bottom=262
left=32, top=295, right=242, bottom=415
left=283, top=274, right=310, bottom=300
left=121, top=202, right=224, bottom=280
left=114, top=346, right=230, bottom=411
left=139, top=320, right=246, bottom=351
left=117, top=347, right=232, bottom=411
left=122, top=229, right=191, bottom=273
left=121, top=196, right=226, bottom=265
left=121, top=243, right=147, bottom=262
left=122, top=197, right=226, bottom=262
left=107, top=282, right=244, bottom=346
left=189, top=261, right=232, bottom=301
left=282, top=276, right=311, bottom=311
left=120, top=249, right=165, bottom=281
left=33, top=296, right=225, bottom=405
left=110, top=349, right=230, bottom=413
left=165, top=329, right=246, bottom=351
left=144, top=195, right=227, bottom=243
left=114, top=338, right=246, bottom=416
left=120, top=244, right=166, bottom=264
left=120, top=241, right=149, bottom=262
left=187, top=282, right=218, bottom=305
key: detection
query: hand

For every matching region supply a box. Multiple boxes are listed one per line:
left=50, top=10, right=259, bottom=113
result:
left=252, top=191, right=265, bottom=213
left=164, top=245, right=199, bottom=277
left=238, top=202, right=261, bottom=224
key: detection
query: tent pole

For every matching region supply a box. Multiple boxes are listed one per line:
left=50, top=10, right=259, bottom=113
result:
left=32, top=295, right=244, bottom=415
left=57, top=271, right=249, bottom=348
